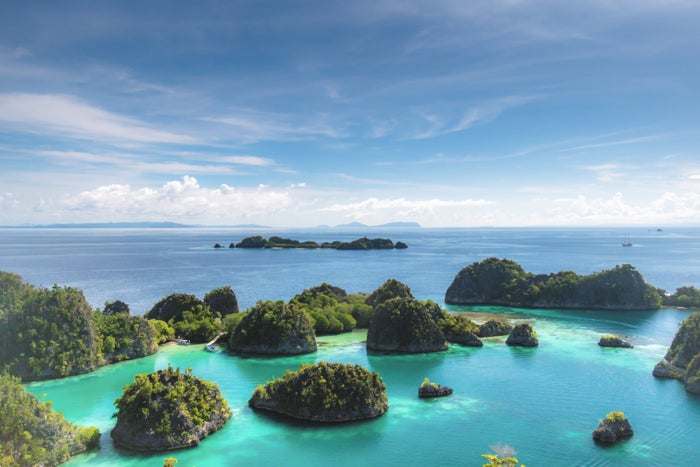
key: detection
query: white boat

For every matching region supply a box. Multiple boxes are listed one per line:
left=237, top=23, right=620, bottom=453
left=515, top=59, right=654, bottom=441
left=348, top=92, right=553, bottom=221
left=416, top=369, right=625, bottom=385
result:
left=177, top=339, right=190, bottom=345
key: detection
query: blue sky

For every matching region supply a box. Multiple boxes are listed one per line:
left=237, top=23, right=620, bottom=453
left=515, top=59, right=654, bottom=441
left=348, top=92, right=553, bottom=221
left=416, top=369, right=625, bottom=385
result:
left=1, top=1, right=699, bottom=227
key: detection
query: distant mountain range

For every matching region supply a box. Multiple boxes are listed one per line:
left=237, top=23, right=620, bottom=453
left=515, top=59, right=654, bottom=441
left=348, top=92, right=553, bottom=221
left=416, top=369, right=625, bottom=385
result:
left=332, top=221, right=422, bottom=229
left=3, top=221, right=420, bottom=229
left=5, top=222, right=271, bottom=229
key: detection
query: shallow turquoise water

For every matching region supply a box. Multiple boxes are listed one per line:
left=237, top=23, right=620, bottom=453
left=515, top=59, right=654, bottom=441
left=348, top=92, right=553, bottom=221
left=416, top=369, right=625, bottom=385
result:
left=25, top=308, right=700, bottom=466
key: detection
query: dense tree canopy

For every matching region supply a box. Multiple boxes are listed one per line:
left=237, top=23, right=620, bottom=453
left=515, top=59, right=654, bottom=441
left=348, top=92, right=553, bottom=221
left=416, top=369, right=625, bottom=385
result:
left=663, top=286, right=700, bottom=308
left=287, top=283, right=368, bottom=335
left=249, top=362, right=388, bottom=422
left=145, top=293, right=203, bottom=322
left=203, top=286, right=239, bottom=315
left=445, top=258, right=662, bottom=310
left=228, top=300, right=317, bottom=354
left=0, top=271, right=156, bottom=380
left=0, top=372, right=100, bottom=466
left=366, top=297, right=447, bottom=353
left=112, top=366, right=231, bottom=451
left=366, top=279, right=414, bottom=308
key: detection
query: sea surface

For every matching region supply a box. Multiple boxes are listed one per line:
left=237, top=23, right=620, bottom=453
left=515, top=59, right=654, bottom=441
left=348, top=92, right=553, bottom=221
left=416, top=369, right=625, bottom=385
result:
left=2, top=226, right=700, bottom=466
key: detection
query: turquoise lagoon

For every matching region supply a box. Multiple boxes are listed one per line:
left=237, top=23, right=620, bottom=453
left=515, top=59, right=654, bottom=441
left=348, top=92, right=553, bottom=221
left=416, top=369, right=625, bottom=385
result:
left=2, top=227, right=700, bottom=465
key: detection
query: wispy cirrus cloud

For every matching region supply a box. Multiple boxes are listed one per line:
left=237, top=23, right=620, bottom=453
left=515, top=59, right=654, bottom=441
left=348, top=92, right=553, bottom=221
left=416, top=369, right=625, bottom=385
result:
left=409, top=95, right=538, bottom=139
left=204, top=109, right=343, bottom=143
left=0, top=93, right=195, bottom=145
left=320, top=196, right=491, bottom=220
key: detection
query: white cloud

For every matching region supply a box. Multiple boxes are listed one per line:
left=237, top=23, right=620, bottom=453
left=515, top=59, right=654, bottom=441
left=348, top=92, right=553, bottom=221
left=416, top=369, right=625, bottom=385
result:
left=0, top=93, right=195, bottom=145
left=60, top=176, right=291, bottom=221
left=543, top=191, right=700, bottom=225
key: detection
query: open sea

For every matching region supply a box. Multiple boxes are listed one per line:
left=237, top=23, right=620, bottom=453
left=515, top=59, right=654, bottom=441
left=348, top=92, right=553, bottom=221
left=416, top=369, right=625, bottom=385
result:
left=1, top=226, right=699, bottom=466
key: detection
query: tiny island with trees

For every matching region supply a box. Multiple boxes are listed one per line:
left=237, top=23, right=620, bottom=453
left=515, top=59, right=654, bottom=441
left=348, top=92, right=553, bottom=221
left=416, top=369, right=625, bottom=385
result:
left=2, top=254, right=700, bottom=465
left=214, top=235, right=408, bottom=250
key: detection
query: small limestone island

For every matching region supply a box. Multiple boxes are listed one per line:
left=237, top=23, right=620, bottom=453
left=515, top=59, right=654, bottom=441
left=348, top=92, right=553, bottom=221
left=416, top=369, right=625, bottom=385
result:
left=228, top=300, right=317, bottom=355
left=248, top=361, right=388, bottom=422
left=598, top=334, right=633, bottom=348
left=592, top=411, right=634, bottom=444
left=445, top=258, right=662, bottom=310
left=418, top=378, right=453, bottom=398
left=111, top=366, right=232, bottom=451
left=225, top=235, right=407, bottom=250
left=365, top=279, right=517, bottom=351
left=366, top=279, right=448, bottom=353
left=653, top=312, right=700, bottom=394
left=0, top=373, right=101, bottom=466
left=505, top=323, right=539, bottom=347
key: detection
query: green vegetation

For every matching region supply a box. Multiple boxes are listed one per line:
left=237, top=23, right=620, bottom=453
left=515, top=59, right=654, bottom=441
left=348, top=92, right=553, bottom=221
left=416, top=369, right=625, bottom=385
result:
left=95, top=306, right=157, bottom=363
left=598, top=334, right=632, bottom=348
left=420, top=377, right=439, bottom=390
left=445, top=258, right=662, bottom=310
left=481, top=445, right=523, bottom=467
left=438, top=312, right=481, bottom=345
left=478, top=319, right=514, bottom=337
left=249, top=361, right=388, bottom=421
left=288, top=283, right=371, bottom=335
left=0, top=372, right=100, bottom=466
left=663, top=286, right=700, bottom=308
left=593, top=411, right=634, bottom=444
left=366, top=278, right=414, bottom=308
left=654, top=312, right=700, bottom=393
left=0, top=271, right=157, bottom=380
left=367, top=296, right=447, bottom=352
left=149, top=319, right=175, bottom=344
left=232, top=235, right=406, bottom=250
left=0, top=277, right=101, bottom=380
left=228, top=300, right=317, bottom=355
left=203, top=286, right=239, bottom=315
left=145, top=293, right=204, bottom=322
left=145, top=287, right=240, bottom=343
left=661, top=312, right=700, bottom=369
left=111, top=366, right=231, bottom=451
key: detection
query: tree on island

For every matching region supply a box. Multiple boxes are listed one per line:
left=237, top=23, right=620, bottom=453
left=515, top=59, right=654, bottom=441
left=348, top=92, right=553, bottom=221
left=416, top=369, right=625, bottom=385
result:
left=445, top=258, right=662, bottom=310
left=111, top=366, right=231, bottom=451
left=0, top=373, right=100, bottom=466
left=653, top=312, right=700, bottom=393
left=366, top=297, right=448, bottom=353
left=228, top=300, right=317, bottom=355
left=249, top=361, right=388, bottom=422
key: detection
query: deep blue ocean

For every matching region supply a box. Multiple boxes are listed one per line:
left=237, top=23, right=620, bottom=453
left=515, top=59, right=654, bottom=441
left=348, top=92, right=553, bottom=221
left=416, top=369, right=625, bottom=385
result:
left=1, top=226, right=699, bottom=466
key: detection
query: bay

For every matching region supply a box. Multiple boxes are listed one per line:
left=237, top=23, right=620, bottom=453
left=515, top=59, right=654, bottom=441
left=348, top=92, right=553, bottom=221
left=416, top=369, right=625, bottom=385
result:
left=2, top=226, right=700, bottom=466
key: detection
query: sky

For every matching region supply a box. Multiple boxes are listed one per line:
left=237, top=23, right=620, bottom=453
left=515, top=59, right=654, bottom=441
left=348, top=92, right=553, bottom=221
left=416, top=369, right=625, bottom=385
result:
left=1, top=0, right=699, bottom=228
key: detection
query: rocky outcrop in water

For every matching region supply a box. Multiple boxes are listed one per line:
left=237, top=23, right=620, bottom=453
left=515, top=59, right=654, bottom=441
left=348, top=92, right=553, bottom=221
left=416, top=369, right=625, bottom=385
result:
left=478, top=319, right=514, bottom=337
left=418, top=379, right=453, bottom=398
left=653, top=312, right=700, bottom=394
left=598, top=334, right=632, bottom=348
left=592, top=411, right=634, bottom=444
left=505, top=323, right=538, bottom=347
left=249, top=362, right=388, bottom=422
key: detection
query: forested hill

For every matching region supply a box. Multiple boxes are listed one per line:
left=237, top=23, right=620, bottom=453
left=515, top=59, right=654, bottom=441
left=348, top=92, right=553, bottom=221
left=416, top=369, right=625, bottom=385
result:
left=445, top=258, right=663, bottom=311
